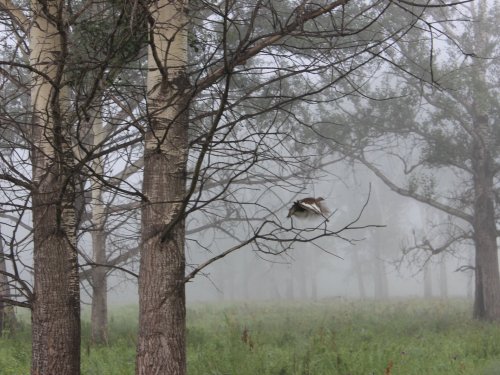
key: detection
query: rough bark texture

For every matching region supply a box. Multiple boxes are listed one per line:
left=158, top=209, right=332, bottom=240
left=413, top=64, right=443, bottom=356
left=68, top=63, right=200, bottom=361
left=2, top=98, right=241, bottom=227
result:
left=471, top=116, right=500, bottom=321
left=136, top=1, right=188, bottom=374
left=31, top=182, right=80, bottom=375
left=30, top=1, right=81, bottom=373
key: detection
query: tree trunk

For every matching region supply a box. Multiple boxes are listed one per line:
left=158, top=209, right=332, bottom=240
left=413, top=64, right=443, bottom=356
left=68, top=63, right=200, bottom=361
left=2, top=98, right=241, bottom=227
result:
left=423, top=263, right=433, bottom=298
left=0, top=237, right=17, bottom=336
left=0, top=237, right=4, bottom=336
left=467, top=253, right=474, bottom=299
left=470, top=4, right=500, bottom=320
left=90, top=231, right=108, bottom=344
left=439, top=255, right=448, bottom=299
left=311, top=249, right=318, bottom=300
left=90, top=115, right=109, bottom=345
left=296, top=249, right=308, bottom=300
left=286, top=264, right=294, bottom=300
left=136, top=1, right=189, bottom=374
left=30, top=2, right=80, bottom=374
left=373, top=245, right=389, bottom=299
left=471, top=115, right=500, bottom=321
left=351, top=248, right=366, bottom=299
left=370, top=190, right=389, bottom=299
left=0, top=298, right=4, bottom=337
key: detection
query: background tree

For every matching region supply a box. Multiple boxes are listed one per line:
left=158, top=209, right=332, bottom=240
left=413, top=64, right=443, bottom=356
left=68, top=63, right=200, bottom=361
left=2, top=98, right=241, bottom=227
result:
left=321, top=0, right=500, bottom=320
left=71, top=2, right=147, bottom=344
left=0, top=234, right=17, bottom=336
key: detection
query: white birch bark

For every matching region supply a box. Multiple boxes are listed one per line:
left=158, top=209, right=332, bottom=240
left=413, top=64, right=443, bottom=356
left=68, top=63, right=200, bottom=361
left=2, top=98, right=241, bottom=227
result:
left=30, top=1, right=80, bottom=373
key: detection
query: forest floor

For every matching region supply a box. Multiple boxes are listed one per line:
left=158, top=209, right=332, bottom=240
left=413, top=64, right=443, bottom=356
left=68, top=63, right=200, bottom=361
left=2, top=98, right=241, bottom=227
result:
left=1, top=298, right=500, bottom=374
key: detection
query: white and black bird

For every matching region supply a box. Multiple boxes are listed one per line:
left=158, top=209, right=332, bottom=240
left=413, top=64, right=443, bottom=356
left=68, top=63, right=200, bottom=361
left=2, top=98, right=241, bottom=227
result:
left=287, top=197, right=330, bottom=221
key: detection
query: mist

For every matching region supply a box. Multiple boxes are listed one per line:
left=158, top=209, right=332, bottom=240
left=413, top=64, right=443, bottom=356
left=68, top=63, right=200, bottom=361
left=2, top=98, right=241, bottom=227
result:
left=101, top=163, right=473, bottom=306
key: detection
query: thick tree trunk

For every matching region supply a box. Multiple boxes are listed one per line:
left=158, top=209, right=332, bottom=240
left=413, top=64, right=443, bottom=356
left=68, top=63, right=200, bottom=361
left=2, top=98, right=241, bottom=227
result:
left=136, top=1, right=189, bottom=374
left=30, top=2, right=80, bottom=373
left=471, top=116, right=500, bottom=321
left=31, top=185, right=80, bottom=374
left=470, top=4, right=500, bottom=320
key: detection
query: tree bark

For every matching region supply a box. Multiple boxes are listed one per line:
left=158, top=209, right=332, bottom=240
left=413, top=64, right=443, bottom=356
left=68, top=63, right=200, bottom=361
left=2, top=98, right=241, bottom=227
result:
left=0, top=236, right=17, bottom=336
left=470, top=2, right=500, bottom=321
left=471, top=115, right=500, bottom=321
left=90, top=115, right=109, bottom=345
left=90, top=230, right=108, bottom=344
left=136, top=1, right=189, bottom=374
left=30, top=1, right=80, bottom=374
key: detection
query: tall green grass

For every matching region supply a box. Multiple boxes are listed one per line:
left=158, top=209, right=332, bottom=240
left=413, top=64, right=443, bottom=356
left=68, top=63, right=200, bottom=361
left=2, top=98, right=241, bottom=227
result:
left=1, top=299, right=500, bottom=374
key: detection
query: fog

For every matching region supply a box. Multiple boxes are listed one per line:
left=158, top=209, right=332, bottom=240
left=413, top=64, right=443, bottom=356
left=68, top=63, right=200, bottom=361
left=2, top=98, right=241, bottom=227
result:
left=102, top=164, right=473, bottom=307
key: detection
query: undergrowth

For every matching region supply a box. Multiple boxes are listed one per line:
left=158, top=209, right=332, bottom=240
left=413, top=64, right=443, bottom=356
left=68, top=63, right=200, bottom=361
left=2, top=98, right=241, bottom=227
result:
left=1, top=299, right=500, bottom=374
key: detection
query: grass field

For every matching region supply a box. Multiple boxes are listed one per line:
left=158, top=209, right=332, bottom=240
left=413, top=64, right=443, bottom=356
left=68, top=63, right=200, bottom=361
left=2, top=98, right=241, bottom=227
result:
left=1, top=299, right=500, bottom=374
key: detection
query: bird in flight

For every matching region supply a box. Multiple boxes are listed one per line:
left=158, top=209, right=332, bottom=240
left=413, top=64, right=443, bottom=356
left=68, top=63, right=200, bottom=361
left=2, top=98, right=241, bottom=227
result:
left=287, top=197, right=329, bottom=221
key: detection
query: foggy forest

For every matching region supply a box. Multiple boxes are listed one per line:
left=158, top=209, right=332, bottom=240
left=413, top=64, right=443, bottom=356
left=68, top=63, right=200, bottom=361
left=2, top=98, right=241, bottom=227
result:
left=1, top=0, right=500, bottom=374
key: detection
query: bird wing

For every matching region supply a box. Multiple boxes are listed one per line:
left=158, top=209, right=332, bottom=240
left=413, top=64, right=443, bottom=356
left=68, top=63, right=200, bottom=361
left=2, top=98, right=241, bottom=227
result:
left=297, top=200, right=323, bottom=215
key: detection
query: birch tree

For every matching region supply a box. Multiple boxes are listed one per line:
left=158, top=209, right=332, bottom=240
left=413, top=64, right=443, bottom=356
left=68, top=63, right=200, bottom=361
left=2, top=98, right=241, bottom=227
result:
left=30, top=1, right=81, bottom=372
left=136, top=0, right=189, bottom=372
